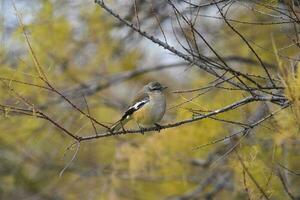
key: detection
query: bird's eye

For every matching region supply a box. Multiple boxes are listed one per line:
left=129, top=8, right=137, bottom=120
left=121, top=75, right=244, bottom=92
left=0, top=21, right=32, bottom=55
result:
left=150, top=86, right=160, bottom=91
left=148, top=82, right=162, bottom=91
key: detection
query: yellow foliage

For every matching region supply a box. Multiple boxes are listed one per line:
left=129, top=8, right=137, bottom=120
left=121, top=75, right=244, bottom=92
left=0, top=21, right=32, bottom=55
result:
left=1, top=0, right=300, bottom=199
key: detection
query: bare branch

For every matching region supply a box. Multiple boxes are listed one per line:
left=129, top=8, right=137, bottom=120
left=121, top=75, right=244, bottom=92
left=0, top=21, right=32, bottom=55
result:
left=236, top=151, right=271, bottom=200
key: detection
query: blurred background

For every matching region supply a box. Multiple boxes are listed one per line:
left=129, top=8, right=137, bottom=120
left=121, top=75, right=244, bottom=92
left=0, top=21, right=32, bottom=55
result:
left=0, top=0, right=300, bottom=199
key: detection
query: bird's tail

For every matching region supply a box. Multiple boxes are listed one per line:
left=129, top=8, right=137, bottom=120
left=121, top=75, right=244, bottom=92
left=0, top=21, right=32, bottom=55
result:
left=110, top=117, right=131, bottom=132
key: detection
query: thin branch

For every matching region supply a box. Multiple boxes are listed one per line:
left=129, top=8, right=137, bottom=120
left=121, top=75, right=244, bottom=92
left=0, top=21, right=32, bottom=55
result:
left=94, top=0, right=254, bottom=92
left=59, top=141, right=80, bottom=177
left=133, top=0, right=140, bottom=29
left=243, top=169, right=252, bottom=200
left=277, top=168, right=296, bottom=200
left=277, top=162, right=300, bottom=176
left=83, top=96, right=98, bottom=135
left=236, top=151, right=271, bottom=200
left=81, top=95, right=288, bottom=141
left=193, top=104, right=289, bottom=150
left=0, top=77, right=51, bottom=91
left=214, top=0, right=276, bottom=87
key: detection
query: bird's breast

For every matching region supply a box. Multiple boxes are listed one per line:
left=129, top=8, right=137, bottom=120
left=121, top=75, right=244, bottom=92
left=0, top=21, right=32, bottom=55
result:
left=133, top=93, right=166, bottom=127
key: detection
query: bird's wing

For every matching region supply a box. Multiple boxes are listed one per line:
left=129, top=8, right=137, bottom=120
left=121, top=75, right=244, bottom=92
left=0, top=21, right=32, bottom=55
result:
left=121, top=92, right=149, bottom=120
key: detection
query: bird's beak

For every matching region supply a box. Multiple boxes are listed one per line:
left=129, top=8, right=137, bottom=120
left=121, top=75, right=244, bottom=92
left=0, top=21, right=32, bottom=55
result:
left=162, top=86, right=168, bottom=90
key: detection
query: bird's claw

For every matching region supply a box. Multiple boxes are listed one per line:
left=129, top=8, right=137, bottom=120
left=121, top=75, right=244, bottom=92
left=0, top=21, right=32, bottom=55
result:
left=139, top=127, right=145, bottom=135
left=155, top=123, right=163, bottom=132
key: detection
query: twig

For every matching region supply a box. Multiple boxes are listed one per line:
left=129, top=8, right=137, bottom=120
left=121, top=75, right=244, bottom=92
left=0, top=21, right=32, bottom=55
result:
left=214, top=0, right=275, bottom=87
left=59, top=141, right=80, bottom=177
left=277, top=168, right=296, bottom=200
left=236, top=151, right=271, bottom=200
left=277, top=163, right=300, bottom=176
left=94, top=0, right=255, bottom=92
left=83, top=96, right=98, bottom=135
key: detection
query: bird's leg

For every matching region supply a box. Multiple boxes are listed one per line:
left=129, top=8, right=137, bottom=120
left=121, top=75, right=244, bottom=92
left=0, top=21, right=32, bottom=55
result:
left=136, top=122, right=145, bottom=135
left=154, top=123, right=162, bottom=132
left=120, top=121, right=127, bottom=133
left=139, top=125, right=145, bottom=135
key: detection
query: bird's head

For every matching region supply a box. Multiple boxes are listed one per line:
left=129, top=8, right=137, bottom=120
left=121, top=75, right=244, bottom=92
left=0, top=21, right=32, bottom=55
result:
left=145, top=81, right=167, bottom=93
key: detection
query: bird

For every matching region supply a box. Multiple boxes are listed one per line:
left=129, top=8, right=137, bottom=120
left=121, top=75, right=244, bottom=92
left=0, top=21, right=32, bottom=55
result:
left=110, top=81, right=167, bottom=132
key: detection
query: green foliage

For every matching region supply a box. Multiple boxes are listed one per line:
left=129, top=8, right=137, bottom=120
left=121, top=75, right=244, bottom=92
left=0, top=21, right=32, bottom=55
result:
left=0, top=0, right=300, bottom=199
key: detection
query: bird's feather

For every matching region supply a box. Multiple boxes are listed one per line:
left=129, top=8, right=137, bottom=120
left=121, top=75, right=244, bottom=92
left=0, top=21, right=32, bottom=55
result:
left=121, top=97, right=149, bottom=120
left=111, top=92, right=149, bottom=132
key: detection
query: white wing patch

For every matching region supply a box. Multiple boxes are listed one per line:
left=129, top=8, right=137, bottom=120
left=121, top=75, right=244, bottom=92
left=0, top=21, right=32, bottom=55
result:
left=132, top=99, right=148, bottom=110
left=121, top=98, right=149, bottom=120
